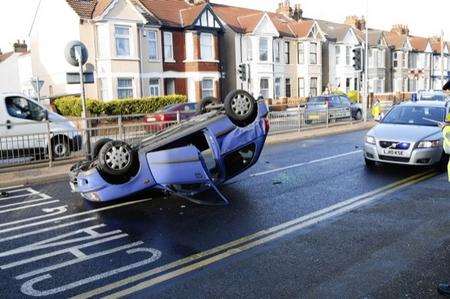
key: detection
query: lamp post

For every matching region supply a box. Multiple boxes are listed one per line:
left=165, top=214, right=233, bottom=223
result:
left=363, top=0, right=369, bottom=123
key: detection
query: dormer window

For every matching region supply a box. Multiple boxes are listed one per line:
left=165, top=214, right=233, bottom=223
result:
left=200, top=33, right=213, bottom=60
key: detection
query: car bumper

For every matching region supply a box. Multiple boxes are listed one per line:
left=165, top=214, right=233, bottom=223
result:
left=364, top=143, right=443, bottom=166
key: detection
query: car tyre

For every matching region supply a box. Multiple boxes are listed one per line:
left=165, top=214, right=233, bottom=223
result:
left=197, top=97, right=220, bottom=115
left=365, top=157, right=376, bottom=168
left=92, top=138, right=113, bottom=160
left=224, top=90, right=258, bottom=127
left=98, top=141, right=138, bottom=177
left=354, top=110, right=362, bottom=121
left=51, top=137, right=71, bottom=159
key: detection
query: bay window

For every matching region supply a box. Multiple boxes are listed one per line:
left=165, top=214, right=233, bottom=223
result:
left=202, top=79, right=214, bottom=99
left=259, top=37, right=268, bottom=61
left=164, top=32, right=174, bottom=61
left=260, top=78, right=269, bottom=98
left=147, top=30, right=158, bottom=60
left=200, top=33, right=214, bottom=60
left=115, top=26, right=131, bottom=57
left=117, top=78, right=133, bottom=99
left=149, top=79, right=160, bottom=97
left=310, top=43, right=317, bottom=64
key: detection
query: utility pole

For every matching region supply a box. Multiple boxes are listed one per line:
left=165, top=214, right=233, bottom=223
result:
left=363, top=0, right=369, bottom=123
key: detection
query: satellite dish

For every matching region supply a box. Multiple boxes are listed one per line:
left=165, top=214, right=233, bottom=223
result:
left=65, top=41, right=88, bottom=67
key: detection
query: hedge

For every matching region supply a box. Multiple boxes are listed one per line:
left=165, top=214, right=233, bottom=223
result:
left=54, top=95, right=187, bottom=117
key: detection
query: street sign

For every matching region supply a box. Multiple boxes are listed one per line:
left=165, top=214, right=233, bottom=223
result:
left=66, top=72, right=94, bottom=84
left=31, top=79, right=44, bottom=93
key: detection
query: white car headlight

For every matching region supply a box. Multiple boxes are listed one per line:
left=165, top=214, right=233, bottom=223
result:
left=365, top=136, right=376, bottom=145
left=417, top=140, right=441, bottom=148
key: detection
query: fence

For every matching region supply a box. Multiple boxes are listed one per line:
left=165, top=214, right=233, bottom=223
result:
left=0, top=104, right=392, bottom=170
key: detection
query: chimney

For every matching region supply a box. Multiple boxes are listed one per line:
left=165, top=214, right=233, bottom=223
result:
left=13, top=40, right=28, bottom=53
left=344, top=16, right=366, bottom=31
left=292, top=3, right=303, bottom=21
left=391, top=24, right=409, bottom=36
left=276, top=0, right=293, bottom=18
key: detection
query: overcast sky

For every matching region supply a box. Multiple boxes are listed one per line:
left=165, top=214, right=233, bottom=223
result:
left=1, top=0, right=448, bottom=52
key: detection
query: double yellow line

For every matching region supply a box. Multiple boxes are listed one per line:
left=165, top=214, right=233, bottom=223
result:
left=74, top=170, right=437, bottom=299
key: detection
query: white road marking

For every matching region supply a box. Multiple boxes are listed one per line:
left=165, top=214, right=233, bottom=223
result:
left=0, top=188, right=41, bottom=201
left=75, top=171, right=435, bottom=299
left=0, top=206, right=68, bottom=230
left=0, top=217, right=97, bottom=243
left=0, top=185, right=24, bottom=191
left=0, top=200, right=60, bottom=214
left=251, top=150, right=362, bottom=177
left=0, top=195, right=52, bottom=209
left=21, top=248, right=162, bottom=297
left=0, top=198, right=152, bottom=235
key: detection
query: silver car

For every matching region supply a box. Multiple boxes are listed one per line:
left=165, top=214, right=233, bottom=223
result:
left=364, top=101, right=448, bottom=167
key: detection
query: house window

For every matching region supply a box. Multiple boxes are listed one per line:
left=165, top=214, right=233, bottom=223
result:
left=163, top=32, right=174, bottom=61
left=117, top=78, right=133, bottom=99
left=202, top=79, right=214, bottom=99
left=335, top=45, right=341, bottom=65
left=284, top=41, right=290, bottom=64
left=310, top=77, right=318, bottom=96
left=298, top=78, right=305, bottom=97
left=115, top=26, right=131, bottom=57
left=346, top=46, right=351, bottom=65
left=246, top=37, right=253, bottom=61
left=285, top=78, right=291, bottom=98
left=259, top=37, right=268, bottom=62
left=274, top=78, right=281, bottom=98
left=166, top=79, right=175, bottom=95
left=298, top=42, right=304, bottom=64
left=273, top=40, right=280, bottom=63
left=260, top=78, right=269, bottom=98
left=403, top=52, right=408, bottom=68
left=149, top=79, right=160, bottom=97
left=147, top=30, right=158, bottom=60
left=200, top=33, right=214, bottom=60
left=310, top=43, right=317, bottom=64
left=393, top=52, right=398, bottom=68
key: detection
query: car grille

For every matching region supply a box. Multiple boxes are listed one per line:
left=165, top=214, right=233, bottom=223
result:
left=379, top=155, right=411, bottom=163
left=379, top=141, right=410, bottom=150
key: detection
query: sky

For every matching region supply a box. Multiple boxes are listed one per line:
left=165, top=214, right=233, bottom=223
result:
left=0, top=0, right=449, bottom=52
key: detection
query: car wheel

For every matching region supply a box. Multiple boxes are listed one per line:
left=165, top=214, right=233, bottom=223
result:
left=365, top=157, right=376, bottom=168
left=354, top=110, right=362, bottom=121
left=98, top=141, right=138, bottom=177
left=437, top=153, right=449, bottom=172
left=92, top=138, right=113, bottom=160
left=51, top=137, right=71, bottom=159
left=224, top=90, right=258, bottom=127
left=197, top=97, right=220, bottom=115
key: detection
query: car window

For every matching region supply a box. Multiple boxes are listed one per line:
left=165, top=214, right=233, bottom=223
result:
left=330, top=96, right=341, bottom=107
left=224, top=143, right=256, bottom=178
left=340, top=96, right=351, bottom=107
left=382, top=105, right=445, bottom=126
left=5, top=97, right=45, bottom=121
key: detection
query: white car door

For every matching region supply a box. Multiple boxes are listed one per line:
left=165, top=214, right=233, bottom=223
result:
left=0, top=96, right=47, bottom=153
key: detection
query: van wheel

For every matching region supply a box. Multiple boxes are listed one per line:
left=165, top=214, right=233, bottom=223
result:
left=92, top=138, right=113, bottom=160
left=97, top=141, right=138, bottom=177
left=224, top=90, right=257, bottom=127
left=51, top=137, right=70, bottom=159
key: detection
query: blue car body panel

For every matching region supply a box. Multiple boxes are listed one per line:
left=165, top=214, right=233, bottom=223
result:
left=70, top=102, right=269, bottom=202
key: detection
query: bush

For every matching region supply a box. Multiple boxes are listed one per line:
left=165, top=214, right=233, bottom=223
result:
left=54, top=95, right=187, bottom=117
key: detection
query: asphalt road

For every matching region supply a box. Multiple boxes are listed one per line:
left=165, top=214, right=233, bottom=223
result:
left=0, top=129, right=449, bottom=298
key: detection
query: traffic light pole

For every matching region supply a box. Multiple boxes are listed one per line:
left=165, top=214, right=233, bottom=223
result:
left=363, top=28, right=369, bottom=123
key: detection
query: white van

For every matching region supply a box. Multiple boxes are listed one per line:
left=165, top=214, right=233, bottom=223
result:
left=0, top=93, right=82, bottom=159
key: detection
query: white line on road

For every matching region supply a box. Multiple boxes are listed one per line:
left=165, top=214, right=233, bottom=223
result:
left=0, top=200, right=60, bottom=214
left=75, top=171, right=435, bottom=299
left=251, top=150, right=362, bottom=177
left=0, top=185, right=24, bottom=191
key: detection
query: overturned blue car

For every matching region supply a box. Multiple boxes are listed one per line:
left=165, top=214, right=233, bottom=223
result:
left=69, top=90, right=269, bottom=204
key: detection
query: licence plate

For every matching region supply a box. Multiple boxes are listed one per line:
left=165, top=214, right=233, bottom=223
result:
left=308, top=115, right=319, bottom=120
left=381, top=149, right=405, bottom=157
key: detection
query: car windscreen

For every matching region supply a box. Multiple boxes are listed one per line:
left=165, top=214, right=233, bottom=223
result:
left=382, top=106, right=446, bottom=127
left=419, top=94, right=446, bottom=101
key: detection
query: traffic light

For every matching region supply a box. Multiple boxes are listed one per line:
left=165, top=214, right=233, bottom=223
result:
left=352, top=47, right=363, bottom=71
left=238, top=64, right=247, bottom=81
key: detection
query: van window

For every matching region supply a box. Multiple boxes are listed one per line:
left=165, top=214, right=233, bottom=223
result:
left=5, top=97, right=45, bottom=121
left=224, top=143, right=256, bottom=178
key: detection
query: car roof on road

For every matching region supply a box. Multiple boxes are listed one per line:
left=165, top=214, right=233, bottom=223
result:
left=400, top=100, right=447, bottom=108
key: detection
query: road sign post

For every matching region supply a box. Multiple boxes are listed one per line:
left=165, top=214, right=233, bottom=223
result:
left=31, top=77, right=44, bottom=102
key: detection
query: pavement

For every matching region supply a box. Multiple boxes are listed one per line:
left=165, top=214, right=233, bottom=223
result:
left=0, top=121, right=375, bottom=188
left=0, top=129, right=449, bottom=298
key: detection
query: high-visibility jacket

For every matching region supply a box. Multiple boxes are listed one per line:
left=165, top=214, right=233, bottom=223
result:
left=371, top=102, right=381, bottom=119
left=443, top=124, right=450, bottom=155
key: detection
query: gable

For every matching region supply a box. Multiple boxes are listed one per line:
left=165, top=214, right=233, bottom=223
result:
left=342, top=29, right=359, bottom=45
left=253, top=13, right=279, bottom=37
left=307, top=23, right=322, bottom=40
left=101, top=0, right=146, bottom=22
left=404, top=39, right=412, bottom=51
left=425, top=42, right=433, bottom=53
left=192, top=7, right=222, bottom=29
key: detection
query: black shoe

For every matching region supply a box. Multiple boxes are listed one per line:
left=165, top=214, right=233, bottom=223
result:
left=438, top=283, right=450, bottom=297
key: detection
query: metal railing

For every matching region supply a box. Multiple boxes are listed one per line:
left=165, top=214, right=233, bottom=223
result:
left=0, top=105, right=392, bottom=170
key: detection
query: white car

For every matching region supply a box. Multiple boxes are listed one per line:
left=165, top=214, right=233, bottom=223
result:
left=364, top=101, right=447, bottom=167
left=0, top=93, right=82, bottom=159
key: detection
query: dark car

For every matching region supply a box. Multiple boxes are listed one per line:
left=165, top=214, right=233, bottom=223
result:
left=305, top=94, right=362, bottom=124
left=69, top=90, right=269, bottom=204
left=144, top=103, right=197, bottom=132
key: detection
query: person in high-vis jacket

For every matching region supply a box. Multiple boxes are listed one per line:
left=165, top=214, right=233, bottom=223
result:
left=438, top=80, right=450, bottom=297
left=371, top=99, right=381, bottom=120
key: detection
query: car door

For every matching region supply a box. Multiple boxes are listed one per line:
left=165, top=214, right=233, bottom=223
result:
left=328, top=96, right=341, bottom=119
left=339, top=96, right=352, bottom=118
left=1, top=96, right=47, bottom=152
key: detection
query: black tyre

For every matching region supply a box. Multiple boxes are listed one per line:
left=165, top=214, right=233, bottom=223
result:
left=197, top=97, right=220, bottom=115
left=224, top=90, right=258, bottom=127
left=365, top=157, right=376, bottom=168
left=354, top=110, right=362, bottom=121
left=51, top=136, right=71, bottom=159
left=92, top=138, right=113, bottom=160
left=98, top=141, right=138, bottom=177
